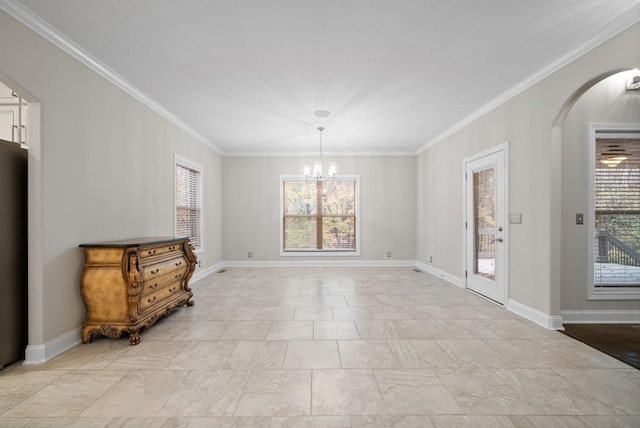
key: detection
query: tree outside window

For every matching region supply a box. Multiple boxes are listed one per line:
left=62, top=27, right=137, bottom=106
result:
left=282, top=177, right=358, bottom=253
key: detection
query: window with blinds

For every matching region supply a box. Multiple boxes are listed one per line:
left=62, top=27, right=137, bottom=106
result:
left=594, top=137, right=640, bottom=290
left=281, top=176, right=358, bottom=253
left=175, top=156, right=202, bottom=250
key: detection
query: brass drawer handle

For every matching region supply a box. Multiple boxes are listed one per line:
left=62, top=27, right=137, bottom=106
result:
left=175, top=261, right=182, bottom=267
left=147, top=296, right=156, bottom=303
left=148, top=283, right=158, bottom=291
left=168, top=245, right=176, bottom=250
left=150, top=268, right=159, bottom=275
left=174, top=273, right=182, bottom=279
left=169, top=286, right=177, bottom=292
left=147, top=249, right=156, bottom=255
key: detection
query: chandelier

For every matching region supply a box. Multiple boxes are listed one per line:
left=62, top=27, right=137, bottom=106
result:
left=304, top=125, right=337, bottom=179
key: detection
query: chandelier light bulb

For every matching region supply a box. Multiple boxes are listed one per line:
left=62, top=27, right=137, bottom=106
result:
left=328, top=162, right=337, bottom=177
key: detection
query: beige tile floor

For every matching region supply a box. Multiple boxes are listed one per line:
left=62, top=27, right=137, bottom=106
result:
left=1, top=267, right=640, bottom=427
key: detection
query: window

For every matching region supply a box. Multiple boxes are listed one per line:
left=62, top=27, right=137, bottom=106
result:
left=281, top=176, right=359, bottom=255
left=589, top=125, right=640, bottom=299
left=175, top=155, right=202, bottom=251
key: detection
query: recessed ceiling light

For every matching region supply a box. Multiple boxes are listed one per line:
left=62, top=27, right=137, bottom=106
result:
left=314, top=110, right=330, bottom=118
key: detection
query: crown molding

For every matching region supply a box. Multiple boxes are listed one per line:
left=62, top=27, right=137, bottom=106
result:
left=3, top=0, right=639, bottom=158
left=223, top=150, right=417, bottom=157
left=416, top=3, right=640, bottom=155
left=0, top=0, right=223, bottom=155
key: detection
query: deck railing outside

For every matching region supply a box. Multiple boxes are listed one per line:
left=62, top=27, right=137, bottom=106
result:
left=595, top=229, right=640, bottom=267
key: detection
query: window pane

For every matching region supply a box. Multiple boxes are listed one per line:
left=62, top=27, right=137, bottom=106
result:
left=473, top=167, right=495, bottom=281
left=284, top=216, right=317, bottom=250
left=322, top=216, right=355, bottom=249
left=323, top=181, right=355, bottom=216
left=594, top=137, right=640, bottom=288
left=283, top=181, right=317, bottom=215
left=322, top=180, right=356, bottom=249
left=176, top=163, right=201, bottom=249
left=282, top=178, right=357, bottom=252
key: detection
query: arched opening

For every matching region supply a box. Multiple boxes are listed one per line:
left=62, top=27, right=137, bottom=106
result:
left=552, top=68, right=640, bottom=323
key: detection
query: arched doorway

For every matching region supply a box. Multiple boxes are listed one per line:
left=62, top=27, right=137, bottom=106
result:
left=553, top=68, right=640, bottom=324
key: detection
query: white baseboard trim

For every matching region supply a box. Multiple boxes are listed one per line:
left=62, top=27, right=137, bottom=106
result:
left=506, top=299, right=564, bottom=330
left=24, top=326, right=82, bottom=365
left=561, top=309, right=640, bottom=324
left=191, top=261, right=224, bottom=283
left=24, top=263, right=224, bottom=365
left=222, top=259, right=417, bottom=268
left=32, top=262, right=593, bottom=364
left=415, top=261, right=464, bottom=288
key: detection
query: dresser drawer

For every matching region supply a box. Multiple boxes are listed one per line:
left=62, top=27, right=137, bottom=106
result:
left=141, top=255, right=188, bottom=279
left=140, top=267, right=187, bottom=297
left=139, top=282, right=183, bottom=312
left=139, top=242, right=182, bottom=259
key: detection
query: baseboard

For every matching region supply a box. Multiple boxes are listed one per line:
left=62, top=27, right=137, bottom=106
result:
left=506, top=299, right=564, bottom=330
left=191, top=261, right=224, bottom=282
left=222, top=259, right=417, bottom=268
left=30, top=262, right=585, bottom=364
left=415, top=261, right=464, bottom=288
left=561, top=309, right=640, bottom=324
left=24, top=326, right=82, bottom=365
left=23, top=263, right=223, bottom=365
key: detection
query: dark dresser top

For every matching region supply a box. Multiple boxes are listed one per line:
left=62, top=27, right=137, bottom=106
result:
left=79, top=236, right=188, bottom=248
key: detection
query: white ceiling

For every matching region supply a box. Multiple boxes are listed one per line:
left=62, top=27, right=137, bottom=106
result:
left=4, top=0, right=640, bottom=155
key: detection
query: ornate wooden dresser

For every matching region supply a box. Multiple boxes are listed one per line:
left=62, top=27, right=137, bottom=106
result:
left=79, top=236, right=196, bottom=345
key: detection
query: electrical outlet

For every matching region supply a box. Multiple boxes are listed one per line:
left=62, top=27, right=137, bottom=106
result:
left=576, top=213, right=584, bottom=225
left=248, top=252, right=252, bottom=258
left=198, top=260, right=201, bottom=268
left=387, top=252, right=391, bottom=257
left=430, top=256, right=433, bottom=263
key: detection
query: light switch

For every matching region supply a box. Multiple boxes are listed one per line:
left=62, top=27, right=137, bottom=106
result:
left=510, top=213, right=522, bottom=224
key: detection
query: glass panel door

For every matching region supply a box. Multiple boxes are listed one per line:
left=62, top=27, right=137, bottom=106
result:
left=465, top=147, right=506, bottom=304
left=474, top=167, right=496, bottom=281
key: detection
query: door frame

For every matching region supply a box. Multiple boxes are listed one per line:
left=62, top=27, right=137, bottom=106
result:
left=463, top=142, right=509, bottom=304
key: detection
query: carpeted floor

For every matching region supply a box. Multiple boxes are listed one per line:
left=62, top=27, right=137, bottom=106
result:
left=562, top=324, right=640, bottom=370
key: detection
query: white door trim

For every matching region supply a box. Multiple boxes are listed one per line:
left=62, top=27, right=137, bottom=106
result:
left=463, top=142, right=509, bottom=304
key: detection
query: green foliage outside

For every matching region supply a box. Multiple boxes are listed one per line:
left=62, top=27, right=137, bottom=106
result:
left=283, top=179, right=356, bottom=251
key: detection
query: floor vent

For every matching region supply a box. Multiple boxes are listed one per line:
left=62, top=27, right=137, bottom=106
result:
left=217, top=269, right=227, bottom=273
left=413, top=268, right=423, bottom=273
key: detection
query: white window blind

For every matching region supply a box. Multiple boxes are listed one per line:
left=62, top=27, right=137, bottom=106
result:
left=594, top=137, right=640, bottom=289
left=175, top=160, right=201, bottom=250
left=282, top=177, right=357, bottom=253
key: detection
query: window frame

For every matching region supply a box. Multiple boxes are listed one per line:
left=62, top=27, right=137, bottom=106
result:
left=587, top=123, right=640, bottom=300
left=279, top=175, right=360, bottom=256
left=174, top=154, right=203, bottom=253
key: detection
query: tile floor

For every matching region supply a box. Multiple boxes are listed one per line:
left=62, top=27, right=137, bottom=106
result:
left=1, top=267, right=640, bottom=427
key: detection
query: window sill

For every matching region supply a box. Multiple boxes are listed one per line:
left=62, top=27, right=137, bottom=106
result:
left=588, top=288, right=640, bottom=300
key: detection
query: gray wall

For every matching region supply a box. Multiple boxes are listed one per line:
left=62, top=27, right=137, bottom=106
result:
left=417, top=22, right=640, bottom=322
left=2, top=6, right=639, bottom=354
left=561, top=71, right=640, bottom=311
left=223, top=156, right=417, bottom=263
left=0, top=10, right=223, bottom=348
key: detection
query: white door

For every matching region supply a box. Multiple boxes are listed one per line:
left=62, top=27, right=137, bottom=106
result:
left=464, top=148, right=507, bottom=304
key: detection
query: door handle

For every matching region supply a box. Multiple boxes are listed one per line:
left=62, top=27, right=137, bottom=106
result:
left=494, top=237, right=504, bottom=243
